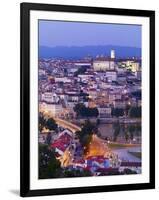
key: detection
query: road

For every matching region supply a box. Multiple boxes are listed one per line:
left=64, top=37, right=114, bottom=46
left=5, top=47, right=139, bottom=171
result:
left=85, top=134, right=112, bottom=158
left=54, top=117, right=81, bottom=133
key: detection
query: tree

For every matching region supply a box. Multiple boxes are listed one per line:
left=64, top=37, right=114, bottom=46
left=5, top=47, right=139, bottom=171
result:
left=136, top=124, right=141, bottom=135
left=125, top=104, right=131, bottom=116
left=63, top=168, right=92, bottom=177
left=76, top=120, right=96, bottom=154
left=74, top=103, right=85, bottom=117
left=73, top=103, right=99, bottom=118
left=129, top=106, right=141, bottom=118
left=135, top=124, right=141, bottom=142
left=128, top=125, right=135, bottom=141
left=123, top=168, right=137, bottom=174
left=96, top=118, right=100, bottom=126
left=123, top=125, right=129, bottom=142
left=80, top=134, right=92, bottom=152
left=124, top=131, right=129, bottom=142
left=39, top=144, right=62, bottom=179
left=39, top=112, right=46, bottom=132
left=46, top=118, right=57, bottom=131
left=111, top=108, right=124, bottom=117
left=81, top=120, right=96, bottom=135
left=45, top=132, right=52, bottom=145
left=113, top=121, right=120, bottom=141
left=74, top=66, right=87, bottom=76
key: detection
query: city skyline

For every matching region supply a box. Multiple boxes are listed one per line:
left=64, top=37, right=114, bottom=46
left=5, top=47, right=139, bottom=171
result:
left=38, top=20, right=142, bottom=179
left=39, top=20, right=141, bottom=48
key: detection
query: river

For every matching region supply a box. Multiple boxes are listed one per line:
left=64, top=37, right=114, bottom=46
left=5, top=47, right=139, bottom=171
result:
left=98, top=123, right=141, bottom=142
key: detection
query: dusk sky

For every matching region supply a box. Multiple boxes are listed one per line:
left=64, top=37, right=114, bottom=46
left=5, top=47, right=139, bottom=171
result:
left=39, top=20, right=141, bottom=48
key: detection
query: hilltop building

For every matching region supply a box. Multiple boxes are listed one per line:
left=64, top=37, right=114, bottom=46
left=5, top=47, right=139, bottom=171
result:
left=93, top=50, right=115, bottom=71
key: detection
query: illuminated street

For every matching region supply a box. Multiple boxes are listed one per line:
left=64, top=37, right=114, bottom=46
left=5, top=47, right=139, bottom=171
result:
left=85, top=134, right=111, bottom=158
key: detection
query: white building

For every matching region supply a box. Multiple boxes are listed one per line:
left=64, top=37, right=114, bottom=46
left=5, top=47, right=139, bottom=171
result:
left=39, top=102, right=63, bottom=117
left=125, top=60, right=140, bottom=72
left=113, top=99, right=127, bottom=109
left=131, top=62, right=140, bottom=72
left=42, top=92, right=59, bottom=103
left=93, top=58, right=115, bottom=71
left=78, top=73, right=94, bottom=81
left=116, top=66, right=126, bottom=74
left=105, top=70, right=117, bottom=82
left=39, top=69, right=46, bottom=76
left=98, top=106, right=112, bottom=118
left=55, top=77, right=71, bottom=83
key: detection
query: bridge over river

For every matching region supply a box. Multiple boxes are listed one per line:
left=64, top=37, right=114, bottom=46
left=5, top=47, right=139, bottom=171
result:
left=54, top=118, right=81, bottom=133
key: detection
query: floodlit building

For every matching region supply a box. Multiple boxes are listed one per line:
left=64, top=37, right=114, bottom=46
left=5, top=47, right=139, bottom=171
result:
left=93, top=58, right=115, bottom=71
left=111, top=49, right=115, bottom=59
left=39, top=102, right=63, bottom=117
left=131, top=62, right=140, bottom=72
left=93, top=50, right=115, bottom=71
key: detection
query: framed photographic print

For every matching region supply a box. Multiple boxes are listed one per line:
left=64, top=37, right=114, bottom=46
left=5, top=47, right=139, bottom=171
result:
left=20, top=2, right=155, bottom=197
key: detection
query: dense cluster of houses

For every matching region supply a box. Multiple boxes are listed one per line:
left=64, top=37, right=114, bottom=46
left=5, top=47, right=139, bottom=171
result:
left=38, top=50, right=142, bottom=175
left=38, top=50, right=141, bottom=120
left=40, top=129, right=141, bottom=175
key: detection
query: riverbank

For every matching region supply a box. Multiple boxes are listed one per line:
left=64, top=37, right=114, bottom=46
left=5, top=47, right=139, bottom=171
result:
left=71, top=117, right=141, bottom=125
left=108, top=142, right=141, bottom=149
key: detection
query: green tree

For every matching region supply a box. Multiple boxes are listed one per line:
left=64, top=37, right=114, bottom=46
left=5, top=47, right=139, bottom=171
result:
left=136, top=124, right=141, bottom=136
left=39, top=112, right=46, bottom=132
left=74, top=103, right=99, bottom=118
left=39, top=144, right=62, bottom=179
left=125, top=104, right=131, bottom=116
left=76, top=120, right=96, bottom=154
left=124, top=125, right=129, bottom=142
left=46, top=118, right=57, bottom=131
left=96, top=118, right=100, bottom=126
left=63, top=169, right=92, bottom=177
left=74, top=103, right=85, bottom=117
left=74, top=66, right=87, bottom=76
left=123, top=168, right=137, bottom=174
left=128, top=125, right=135, bottom=141
left=111, top=108, right=124, bottom=117
left=129, top=106, right=141, bottom=118
left=113, top=121, right=121, bottom=141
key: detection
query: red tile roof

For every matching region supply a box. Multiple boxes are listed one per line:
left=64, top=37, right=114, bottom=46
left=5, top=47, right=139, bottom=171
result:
left=51, top=134, right=72, bottom=152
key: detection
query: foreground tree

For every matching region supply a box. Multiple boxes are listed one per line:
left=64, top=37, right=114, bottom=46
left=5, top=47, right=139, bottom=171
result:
left=46, top=118, right=57, bottom=131
left=63, top=168, right=92, bottom=177
left=39, top=112, right=46, bottom=132
left=76, top=120, right=96, bottom=154
left=39, top=144, right=62, bottom=179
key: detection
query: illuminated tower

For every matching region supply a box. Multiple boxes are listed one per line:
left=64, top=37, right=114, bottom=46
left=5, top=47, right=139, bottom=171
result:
left=110, top=50, right=115, bottom=59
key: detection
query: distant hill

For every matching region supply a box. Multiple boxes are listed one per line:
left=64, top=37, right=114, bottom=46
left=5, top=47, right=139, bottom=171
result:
left=39, top=45, right=141, bottom=59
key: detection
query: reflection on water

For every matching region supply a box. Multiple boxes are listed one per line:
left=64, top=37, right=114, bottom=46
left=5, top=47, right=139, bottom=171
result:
left=113, top=147, right=141, bottom=162
left=98, top=123, right=141, bottom=142
left=98, top=123, right=142, bottom=162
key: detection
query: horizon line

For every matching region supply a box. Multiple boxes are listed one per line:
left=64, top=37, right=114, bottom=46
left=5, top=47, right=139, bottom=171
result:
left=39, top=45, right=141, bottom=49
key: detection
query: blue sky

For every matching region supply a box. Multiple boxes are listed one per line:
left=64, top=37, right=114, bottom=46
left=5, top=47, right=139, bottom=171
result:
left=39, top=20, right=141, bottom=48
